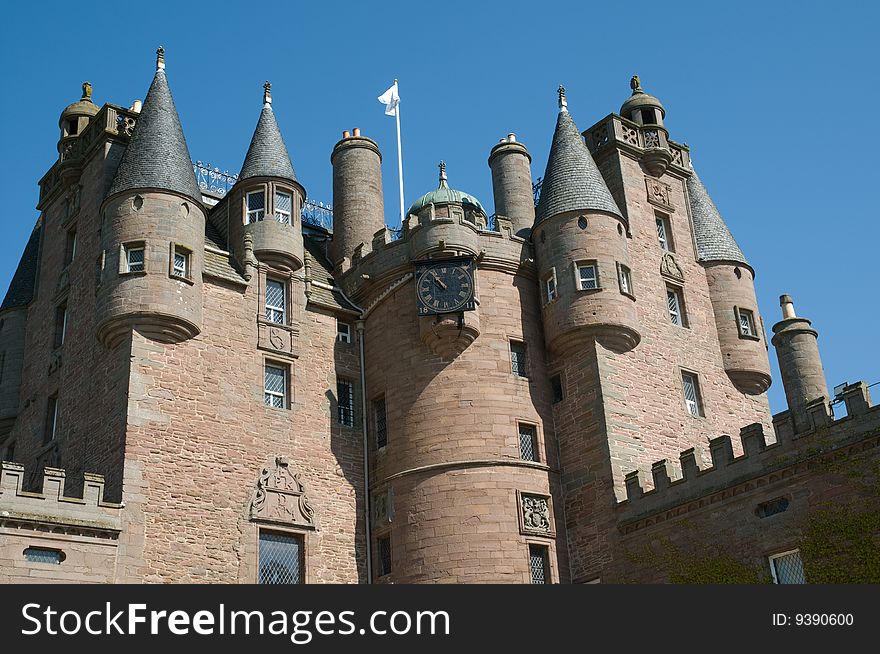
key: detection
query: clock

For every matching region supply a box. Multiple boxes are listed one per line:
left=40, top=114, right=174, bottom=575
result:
left=414, top=257, right=476, bottom=316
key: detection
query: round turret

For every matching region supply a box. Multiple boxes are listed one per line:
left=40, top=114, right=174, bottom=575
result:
left=488, top=133, right=535, bottom=238
left=96, top=48, right=205, bottom=348
left=619, top=75, right=665, bottom=126
left=58, top=82, right=99, bottom=158
left=329, top=128, right=384, bottom=269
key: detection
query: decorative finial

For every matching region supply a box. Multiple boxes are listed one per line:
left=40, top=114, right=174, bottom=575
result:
left=156, top=46, right=165, bottom=72
left=558, top=85, right=568, bottom=112
left=263, top=80, right=272, bottom=107
left=81, top=81, right=92, bottom=101
left=438, top=160, right=448, bottom=187
left=630, top=75, right=642, bottom=94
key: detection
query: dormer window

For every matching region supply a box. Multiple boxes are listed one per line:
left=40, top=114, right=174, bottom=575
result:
left=274, top=191, right=292, bottom=225
left=246, top=190, right=265, bottom=224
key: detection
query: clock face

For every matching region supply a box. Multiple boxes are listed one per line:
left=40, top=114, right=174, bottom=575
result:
left=415, top=259, right=475, bottom=315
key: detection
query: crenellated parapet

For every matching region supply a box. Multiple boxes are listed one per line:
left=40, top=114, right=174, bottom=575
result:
left=0, top=462, right=123, bottom=538
left=617, top=382, right=878, bottom=533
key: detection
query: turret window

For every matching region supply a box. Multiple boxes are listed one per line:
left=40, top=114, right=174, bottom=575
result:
left=266, top=279, right=286, bottom=324
left=529, top=544, right=550, bottom=584
left=374, top=396, right=387, bottom=449
left=617, top=264, right=633, bottom=297
left=576, top=262, right=598, bottom=290
left=275, top=191, right=292, bottom=225
left=510, top=340, right=528, bottom=378
left=246, top=190, right=265, bottom=223
left=124, top=244, right=145, bottom=273
left=666, top=286, right=687, bottom=327
left=264, top=363, right=288, bottom=409
left=518, top=423, right=539, bottom=462
left=171, top=245, right=191, bottom=280
left=737, top=307, right=757, bottom=338
left=543, top=269, right=558, bottom=304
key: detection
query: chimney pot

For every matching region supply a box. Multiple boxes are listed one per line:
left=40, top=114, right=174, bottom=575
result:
left=353, top=127, right=361, bottom=137
left=507, top=133, right=516, bottom=142
left=343, top=130, right=351, bottom=138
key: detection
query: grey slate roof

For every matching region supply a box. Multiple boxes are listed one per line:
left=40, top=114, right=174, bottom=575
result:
left=108, top=70, right=201, bottom=201
left=238, top=106, right=298, bottom=183
left=686, top=167, right=748, bottom=265
left=203, top=221, right=246, bottom=285
left=535, top=110, right=622, bottom=223
left=304, top=238, right=360, bottom=314
left=1, top=220, right=42, bottom=311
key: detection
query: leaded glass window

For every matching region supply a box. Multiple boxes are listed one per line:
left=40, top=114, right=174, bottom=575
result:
left=769, top=550, right=806, bottom=584
left=578, top=263, right=598, bottom=290
left=374, top=397, right=387, bottom=449
left=265, top=365, right=286, bottom=408
left=510, top=342, right=527, bottom=378
left=275, top=191, right=292, bottom=224
left=247, top=190, right=265, bottom=223
left=529, top=544, right=549, bottom=584
left=378, top=536, right=392, bottom=577
left=259, top=531, right=302, bottom=584
left=266, top=279, right=286, bottom=324
left=519, top=423, right=538, bottom=462
left=682, top=372, right=703, bottom=417
left=337, top=379, right=354, bottom=426
left=739, top=308, right=756, bottom=336
left=667, top=287, right=684, bottom=326
left=126, top=245, right=144, bottom=273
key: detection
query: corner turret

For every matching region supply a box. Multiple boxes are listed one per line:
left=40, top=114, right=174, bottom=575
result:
left=488, top=133, right=534, bottom=238
left=96, top=47, right=206, bottom=348
left=58, top=82, right=99, bottom=160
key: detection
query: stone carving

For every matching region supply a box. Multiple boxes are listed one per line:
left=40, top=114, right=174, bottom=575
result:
left=643, top=129, right=661, bottom=149
left=660, top=252, right=684, bottom=282
left=645, top=177, right=673, bottom=210
left=591, top=125, right=609, bottom=149
left=373, top=487, right=393, bottom=525
left=621, top=124, right=639, bottom=146
left=670, top=146, right=683, bottom=167
left=521, top=494, right=551, bottom=533
left=258, top=321, right=299, bottom=357
left=117, top=114, right=136, bottom=137
left=250, top=456, right=315, bottom=528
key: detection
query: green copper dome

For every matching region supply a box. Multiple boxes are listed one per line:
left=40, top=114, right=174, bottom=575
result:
left=408, top=162, right=486, bottom=216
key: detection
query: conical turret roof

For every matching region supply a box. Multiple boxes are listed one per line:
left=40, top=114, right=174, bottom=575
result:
left=238, top=82, right=298, bottom=183
left=686, top=166, right=748, bottom=266
left=535, top=87, right=622, bottom=223
left=108, top=49, right=200, bottom=201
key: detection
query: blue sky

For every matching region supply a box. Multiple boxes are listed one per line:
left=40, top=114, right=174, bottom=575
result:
left=1, top=1, right=877, bottom=412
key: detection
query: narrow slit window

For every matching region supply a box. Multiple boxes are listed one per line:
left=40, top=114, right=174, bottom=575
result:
left=265, top=279, right=286, bottom=324
left=64, top=228, right=77, bottom=266
left=544, top=272, right=557, bottom=303
left=518, top=423, right=539, bottom=462
left=275, top=191, right=293, bottom=224
left=374, top=396, right=387, bottom=449
left=550, top=375, right=564, bottom=404
left=54, top=303, right=68, bottom=349
left=667, top=287, right=686, bottom=327
left=337, top=379, right=354, bottom=427
left=681, top=371, right=703, bottom=417
left=44, top=394, right=58, bottom=444
left=377, top=536, right=392, bottom=577
left=246, top=190, right=265, bottom=223
left=656, top=215, right=672, bottom=251
left=529, top=544, right=550, bottom=584
left=264, top=364, right=287, bottom=409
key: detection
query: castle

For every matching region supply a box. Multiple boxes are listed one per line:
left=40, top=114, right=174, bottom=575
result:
left=0, top=50, right=877, bottom=584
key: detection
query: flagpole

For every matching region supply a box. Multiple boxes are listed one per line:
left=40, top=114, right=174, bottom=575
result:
left=394, top=79, right=405, bottom=226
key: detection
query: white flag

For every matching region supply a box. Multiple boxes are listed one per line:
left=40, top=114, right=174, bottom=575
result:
left=377, top=82, right=399, bottom=117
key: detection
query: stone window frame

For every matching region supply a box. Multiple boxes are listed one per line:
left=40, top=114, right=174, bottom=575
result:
left=336, top=320, right=352, bottom=344
left=573, top=259, right=600, bottom=292
left=44, top=393, right=59, bottom=445
left=508, top=338, right=529, bottom=379
left=336, top=377, right=356, bottom=427
left=665, top=283, right=688, bottom=328
left=680, top=368, right=705, bottom=418
left=525, top=541, right=553, bottom=584
left=245, top=188, right=266, bottom=224
left=517, top=490, right=555, bottom=537
left=616, top=262, right=634, bottom=299
left=768, top=548, right=806, bottom=584
left=120, top=241, right=146, bottom=276
left=655, top=211, right=674, bottom=252
left=542, top=267, right=558, bottom=305
left=244, top=182, right=301, bottom=227
left=734, top=305, right=761, bottom=342
left=263, top=359, right=291, bottom=410
left=516, top=421, right=541, bottom=463
left=257, top=267, right=296, bottom=329
left=169, top=242, right=194, bottom=284
left=264, top=277, right=287, bottom=325
left=274, top=189, right=293, bottom=225
left=253, top=525, right=308, bottom=585
left=373, top=394, right=388, bottom=450
left=550, top=373, right=565, bottom=404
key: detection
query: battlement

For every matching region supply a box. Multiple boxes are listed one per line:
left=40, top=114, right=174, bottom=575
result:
left=617, top=382, right=879, bottom=529
left=0, top=462, right=123, bottom=537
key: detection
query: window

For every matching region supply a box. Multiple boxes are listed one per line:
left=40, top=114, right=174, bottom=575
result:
left=510, top=341, right=528, bottom=378
left=274, top=191, right=292, bottom=224
left=656, top=214, right=672, bottom=251
left=666, top=286, right=687, bottom=327
left=124, top=244, right=145, bottom=273
left=577, top=263, right=598, bottom=290
left=618, top=264, right=632, bottom=296
left=258, top=531, right=303, bottom=584
left=265, top=279, right=286, bottom=324
left=640, top=108, right=656, bottom=124
left=681, top=371, right=704, bottom=417
left=769, top=550, right=805, bottom=584
left=64, top=227, right=77, bottom=266
left=374, top=396, right=387, bottom=449
left=44, top=394, right=58, bottom=444
left=377, top=535, right=392, bottom=577
left=66, top=119, right=78, bottom=136
left=544, top=270, right=557, bottom=303
left=518, top=423, right=539, bottom=462
left=24, top=547, right=64, bottom=565
left=246, top=190, right=265, bottom=223
left=53, top=303, right=68, bottom=349
left=172, top=245, right=190, bottom=279
left=264, top=364, right=287, bottom=409
left=529, top=544, right=550, bottom=584
left=550, top=375, right=564, bottom=404
left=738, top=308, right=757, bottom=337
left=337, top=379, right=354, bottom=427
left=336, top=321, right=352, bottom=344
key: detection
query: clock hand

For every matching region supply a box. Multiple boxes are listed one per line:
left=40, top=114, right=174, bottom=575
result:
left=431, top=273, right=448, bottom=290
